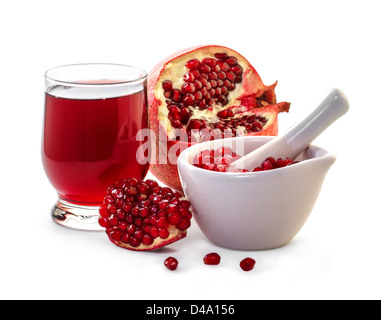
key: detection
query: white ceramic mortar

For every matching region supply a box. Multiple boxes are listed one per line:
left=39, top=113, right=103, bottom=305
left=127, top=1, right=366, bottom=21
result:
left=177, top=136, right=336, bottom=250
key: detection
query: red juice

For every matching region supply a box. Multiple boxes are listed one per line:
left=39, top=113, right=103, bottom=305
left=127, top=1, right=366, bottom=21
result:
left=42, top=86, right=149, bottom=205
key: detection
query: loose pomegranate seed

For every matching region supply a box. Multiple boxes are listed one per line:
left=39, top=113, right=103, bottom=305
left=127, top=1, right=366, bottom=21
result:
left=240, top=258, right=256, bottom=271
left=203, top=252, right=221, bottom=265
left=164, top=257, right=179, bottom=271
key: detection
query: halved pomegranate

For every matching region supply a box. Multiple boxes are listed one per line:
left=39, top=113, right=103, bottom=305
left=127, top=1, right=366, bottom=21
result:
left=98, top=178, right=192, bottom=251
left=148, top=45, right=291, bottom=190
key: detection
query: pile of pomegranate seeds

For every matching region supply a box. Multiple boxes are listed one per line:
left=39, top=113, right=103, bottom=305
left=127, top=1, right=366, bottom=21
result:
left=252, top=156, right=297, bottom=171
left=192, top=147, right=247, bottom=173
left=98, top=178, right=192, bottom=251
left=162, top=52, right=268, bottom=140
left=192, top=147, right=298, bottom=172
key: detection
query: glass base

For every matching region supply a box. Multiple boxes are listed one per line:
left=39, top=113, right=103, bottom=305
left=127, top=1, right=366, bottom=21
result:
left=51, top=199, right=103, bottom=231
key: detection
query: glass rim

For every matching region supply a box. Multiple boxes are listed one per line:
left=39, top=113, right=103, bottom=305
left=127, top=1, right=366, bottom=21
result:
left=44, top=63, right=148, bottom=87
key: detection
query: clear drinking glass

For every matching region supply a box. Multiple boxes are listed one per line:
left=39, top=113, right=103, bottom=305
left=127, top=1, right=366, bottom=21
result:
left=42, top=64, right=149, bottom=230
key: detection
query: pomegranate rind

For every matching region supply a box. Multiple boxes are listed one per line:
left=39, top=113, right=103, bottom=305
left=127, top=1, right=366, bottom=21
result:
left=108, top=227, right=187, bottom=251
left=148, top=45, right=290, bottom=191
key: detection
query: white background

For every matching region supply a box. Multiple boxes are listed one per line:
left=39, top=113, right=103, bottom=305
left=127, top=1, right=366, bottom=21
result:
left=1, top=0, right=380, bottom=300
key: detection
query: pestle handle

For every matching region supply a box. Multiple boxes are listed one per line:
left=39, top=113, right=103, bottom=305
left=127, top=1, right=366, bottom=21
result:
left=283, top=88, right=349, bottom=158
left=230, top=88, right=349, bottom=170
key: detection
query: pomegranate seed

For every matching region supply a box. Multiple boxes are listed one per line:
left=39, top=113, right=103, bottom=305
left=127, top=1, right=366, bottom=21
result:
left=178, top=218, right=191, bottom=230
left=162, top=80, right=173, bottom=91
left=226, top=71, right=236, bottom=81
left=219, top=62, right=230, bottom=72
left=204, top=252, right=221, bottom=265
left=168, top=212, right=181, bottom=225
left=142, top=234, right=154, bottom=245
left=261, top=160, right=273, bottom=170
left=194, top=79, right=202, bottom=90
left=183, top=73, right=195, bottom=82
left=156, top=216, right=168, bottom=228
left=109, top=230, right=121, bottom=242
left=172, top=89, right=182, bottom=102
left=198, top=63, right=211, bottom=73
left=203, top=163, right=216, bottom=171
left=215, top=164, right=227, bottom=172
left=226, top=56, right=238, bottom=66
left=121, top=233, right=130, bottom=244
left=213, top=64, right=221, bottom=72
left=181, top=82, right=195, bottom=94
left=214, top=52, right=228, bottom=60
left=231, top=65, right=243, bottom=75
left=209, top=71, right=218, bottom=80
left=150, top=226, right=159, bottom=238
left=164, top=257, right=179, bottom=271
left=188, top=119, right=207, bottom=130
left=159, top=228, right=169, bottom=239
left=171, top=119, right=182, bottom=128
left=98, top=216, right=109, bottom=228
left=168, top=104, right=181, bottom=117
left=202, top=58, right=217, bottom=67
left=194, top=90, right=202, bottom=101
left=217, top=109, right=229, bottom=119
left=185, top=59, right=200, bottom=69
left=134, top=228, right=144, bottom=239
left=267, top=156, right=276, bottom=165
left=129, top=236, right=141, bottom=247
left=190, top=69, right=200, bottom=78
left=182, top=94, right=195, bottom=106
left=218, top=71, right=226, bottom=80
left=284, top=158, right=294, bottom=166
left=240, top=257, right=256, bottom=271
left=181, top=200, right=191, bottom=209
left=276, top=158, right=285, bottom=167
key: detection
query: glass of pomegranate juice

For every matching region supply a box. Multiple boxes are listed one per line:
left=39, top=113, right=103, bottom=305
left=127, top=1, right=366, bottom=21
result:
left=42, top=64, right=149, bottom=230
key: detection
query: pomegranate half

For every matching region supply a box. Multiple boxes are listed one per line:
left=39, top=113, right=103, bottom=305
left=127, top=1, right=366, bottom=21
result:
left=148, top=45, right=290, bottom=191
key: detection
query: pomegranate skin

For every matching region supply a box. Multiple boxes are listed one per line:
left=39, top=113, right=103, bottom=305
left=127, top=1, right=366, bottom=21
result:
left=110, top=229, right=187, bottom=252
left=148, top=45, right=290, bottom=191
